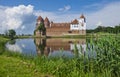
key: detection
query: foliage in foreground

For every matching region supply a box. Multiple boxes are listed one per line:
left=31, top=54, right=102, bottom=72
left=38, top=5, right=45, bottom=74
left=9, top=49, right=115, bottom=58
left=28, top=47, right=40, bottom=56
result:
left=33, top=36, right=120, bottom=77
left=87, top=36, right=120, bottom=77
left=0, top=36, right=120, bottom=77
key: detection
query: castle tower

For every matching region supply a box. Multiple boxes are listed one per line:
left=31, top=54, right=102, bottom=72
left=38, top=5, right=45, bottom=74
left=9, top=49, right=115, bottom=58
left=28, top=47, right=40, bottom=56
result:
left=37, top=16, right=44, bottom=23
left=35, top=16, right=45, bottom=37
left=44, top=17, right=50, bottom=28
left=36, top=16, right=44, bottom=28
left=79, top=14, right=86, bottom=34
left=80, top=14, right=86, bottom=26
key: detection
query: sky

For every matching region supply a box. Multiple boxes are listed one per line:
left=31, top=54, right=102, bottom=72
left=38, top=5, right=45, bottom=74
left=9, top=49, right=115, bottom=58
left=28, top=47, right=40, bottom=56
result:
left=0, top=0, right=120, bottom=34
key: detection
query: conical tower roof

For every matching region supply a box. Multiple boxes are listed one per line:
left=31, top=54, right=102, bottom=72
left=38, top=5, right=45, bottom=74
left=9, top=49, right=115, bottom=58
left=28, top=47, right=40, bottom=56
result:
left=80, top=14, right=85, bottom=18
left=44, top=17, right=49, bottom=22
left=37, top=16, right=44, bottom=21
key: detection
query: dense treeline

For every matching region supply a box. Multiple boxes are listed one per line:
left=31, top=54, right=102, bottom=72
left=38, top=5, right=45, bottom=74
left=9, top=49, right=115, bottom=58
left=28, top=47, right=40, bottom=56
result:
left=87, top=24, right=120, bottom=34
left=0, top=29, right=16, bottom=40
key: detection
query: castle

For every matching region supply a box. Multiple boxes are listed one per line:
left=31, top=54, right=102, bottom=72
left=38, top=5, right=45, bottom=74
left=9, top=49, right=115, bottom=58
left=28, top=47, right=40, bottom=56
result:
left=35, top=14, right=86, bottom=37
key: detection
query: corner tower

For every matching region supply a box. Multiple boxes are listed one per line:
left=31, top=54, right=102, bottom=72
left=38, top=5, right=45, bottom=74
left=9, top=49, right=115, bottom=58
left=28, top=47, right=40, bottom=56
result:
left=35, top=16, right=45, bottom=37
left=44, top=17, right=50, bottom=28
left=78, top=14, right=86, bottom=35
left=36, top=16, right=44, bottom=28
left=79, top=14, right=86, bottom=30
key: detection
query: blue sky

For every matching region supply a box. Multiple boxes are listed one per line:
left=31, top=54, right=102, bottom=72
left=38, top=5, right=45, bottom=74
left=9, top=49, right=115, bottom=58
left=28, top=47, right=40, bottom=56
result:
left=0, top=0, right=120, bottom=34
left=1, top=0, right=119, bottom=11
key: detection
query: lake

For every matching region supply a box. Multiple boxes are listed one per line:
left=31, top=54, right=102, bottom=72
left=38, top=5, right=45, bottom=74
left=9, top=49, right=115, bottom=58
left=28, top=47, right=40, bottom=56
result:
left=5, top=38, right=95, bottom=58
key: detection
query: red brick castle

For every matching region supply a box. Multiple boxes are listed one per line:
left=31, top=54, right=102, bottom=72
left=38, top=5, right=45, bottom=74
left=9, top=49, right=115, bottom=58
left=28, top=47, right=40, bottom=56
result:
left=34, top=14, right=86, bottom=37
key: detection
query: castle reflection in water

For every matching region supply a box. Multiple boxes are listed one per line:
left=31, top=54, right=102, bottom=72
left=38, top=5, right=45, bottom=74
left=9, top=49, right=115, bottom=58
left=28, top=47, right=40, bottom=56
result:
left=34, top=38, right=86, bottom=57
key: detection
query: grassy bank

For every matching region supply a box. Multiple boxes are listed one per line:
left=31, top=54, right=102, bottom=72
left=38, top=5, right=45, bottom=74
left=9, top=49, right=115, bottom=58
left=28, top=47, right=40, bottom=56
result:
left=0, top=36, right=9, bottom=41
left=0, top=36, right=120, bottom=77
left=36, top=32, right=120, bottom=38
left=0, top=36, right=53, bottom=77
left=0, top=36, right=9, bottom=54
left=0, top=54, right=54, bottom=77
left=0, top=55, right=47, bottom=77
left=2, top=32, right=119, bottom=39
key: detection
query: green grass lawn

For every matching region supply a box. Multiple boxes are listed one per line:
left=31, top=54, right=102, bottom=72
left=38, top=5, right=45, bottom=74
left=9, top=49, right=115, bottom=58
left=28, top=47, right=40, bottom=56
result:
left=0, top=36, right=9, bottom=42
left=0, top=55, right=53, bottom=77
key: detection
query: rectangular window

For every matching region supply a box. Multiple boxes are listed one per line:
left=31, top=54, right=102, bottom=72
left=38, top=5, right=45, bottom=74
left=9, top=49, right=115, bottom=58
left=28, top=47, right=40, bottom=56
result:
left=74, top=25, right=78, bottom=28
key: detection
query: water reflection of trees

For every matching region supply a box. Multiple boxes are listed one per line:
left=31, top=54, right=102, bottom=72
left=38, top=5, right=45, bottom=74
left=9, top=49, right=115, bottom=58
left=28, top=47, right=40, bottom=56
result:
left=34, top=38, right=46, bottom=56
left=8, top=40, right=16, bottom=44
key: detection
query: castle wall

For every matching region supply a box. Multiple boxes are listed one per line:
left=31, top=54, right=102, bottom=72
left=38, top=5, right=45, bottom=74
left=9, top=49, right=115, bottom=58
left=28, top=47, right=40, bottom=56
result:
left=35, top=31, right=41, bottom=37
left=46, top=22, right=86, bottom=36
left=46, top=27, right=70, bottom=36
left=46, top=23, right=70, bottom=36
left=46, top=28, right=86, bottom=36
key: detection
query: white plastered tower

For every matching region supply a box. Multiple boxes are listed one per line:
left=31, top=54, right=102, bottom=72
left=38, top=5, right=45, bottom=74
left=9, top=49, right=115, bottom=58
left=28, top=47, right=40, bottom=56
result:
left=78, top=14, right=86, bottom=31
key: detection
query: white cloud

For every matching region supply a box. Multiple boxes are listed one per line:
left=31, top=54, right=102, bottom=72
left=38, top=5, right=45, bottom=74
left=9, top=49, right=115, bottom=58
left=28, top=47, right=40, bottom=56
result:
left=58, top=5, right=71, bottom=12
left=86, top=2, right=120, bottom=29
left=34, top=10, right=56, bottom=21
left=34, top=10, right=78, bottom=23
left=4, top=5, right=34, bottom=30
left=96, top=21, right=102, bottom=26
left=21, top=26, right=25, bottom=30
left=6, top=44, right=22, bottom=53
left=0, top=5, right=36, bottom=34
left=21, top=44, right=25, bottom=48
left=84, top=3, right=104, bottom=10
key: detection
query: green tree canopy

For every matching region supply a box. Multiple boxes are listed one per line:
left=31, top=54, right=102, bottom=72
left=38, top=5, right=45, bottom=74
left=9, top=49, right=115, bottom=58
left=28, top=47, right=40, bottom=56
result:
left=37, top=23, right=46, bottom=35
left=87, top=24, right=120, bottom=34
left=8, top=29, right=16, bottom=39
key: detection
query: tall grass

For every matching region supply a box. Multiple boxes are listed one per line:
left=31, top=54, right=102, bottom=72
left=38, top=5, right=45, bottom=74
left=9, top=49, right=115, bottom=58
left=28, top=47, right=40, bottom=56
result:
left=93, top=36, right=120, bottom=77
left=0, top=36, right=120, bottom=77
left=31, top=36, right=119, bottom=77
left=86, top=36, right=120, bottom=77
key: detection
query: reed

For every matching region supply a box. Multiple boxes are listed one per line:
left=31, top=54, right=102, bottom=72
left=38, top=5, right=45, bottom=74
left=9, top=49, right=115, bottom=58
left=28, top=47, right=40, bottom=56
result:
left=0, top=35, right=119, bottom=77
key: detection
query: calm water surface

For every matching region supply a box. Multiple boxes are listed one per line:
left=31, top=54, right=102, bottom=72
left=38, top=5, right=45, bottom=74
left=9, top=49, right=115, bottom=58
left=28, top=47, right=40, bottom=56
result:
left=5, top=38, right=90, bottom=57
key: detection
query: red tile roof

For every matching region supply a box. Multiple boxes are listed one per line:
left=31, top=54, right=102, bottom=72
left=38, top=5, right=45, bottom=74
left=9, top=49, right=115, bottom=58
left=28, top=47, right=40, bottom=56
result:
left=71, top=19, right=79, bottom=24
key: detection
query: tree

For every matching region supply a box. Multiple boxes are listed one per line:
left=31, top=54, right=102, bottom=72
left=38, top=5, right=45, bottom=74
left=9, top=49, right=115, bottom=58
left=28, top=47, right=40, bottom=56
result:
left=114, top=26, right=120, bottom=34
left=87, top=24, right=120, bottom=34
left=95, top=26, right=104, bottom=32
left=8, top=29, right=16, bottom=39
left=37, top=23, right=46, bottom=36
